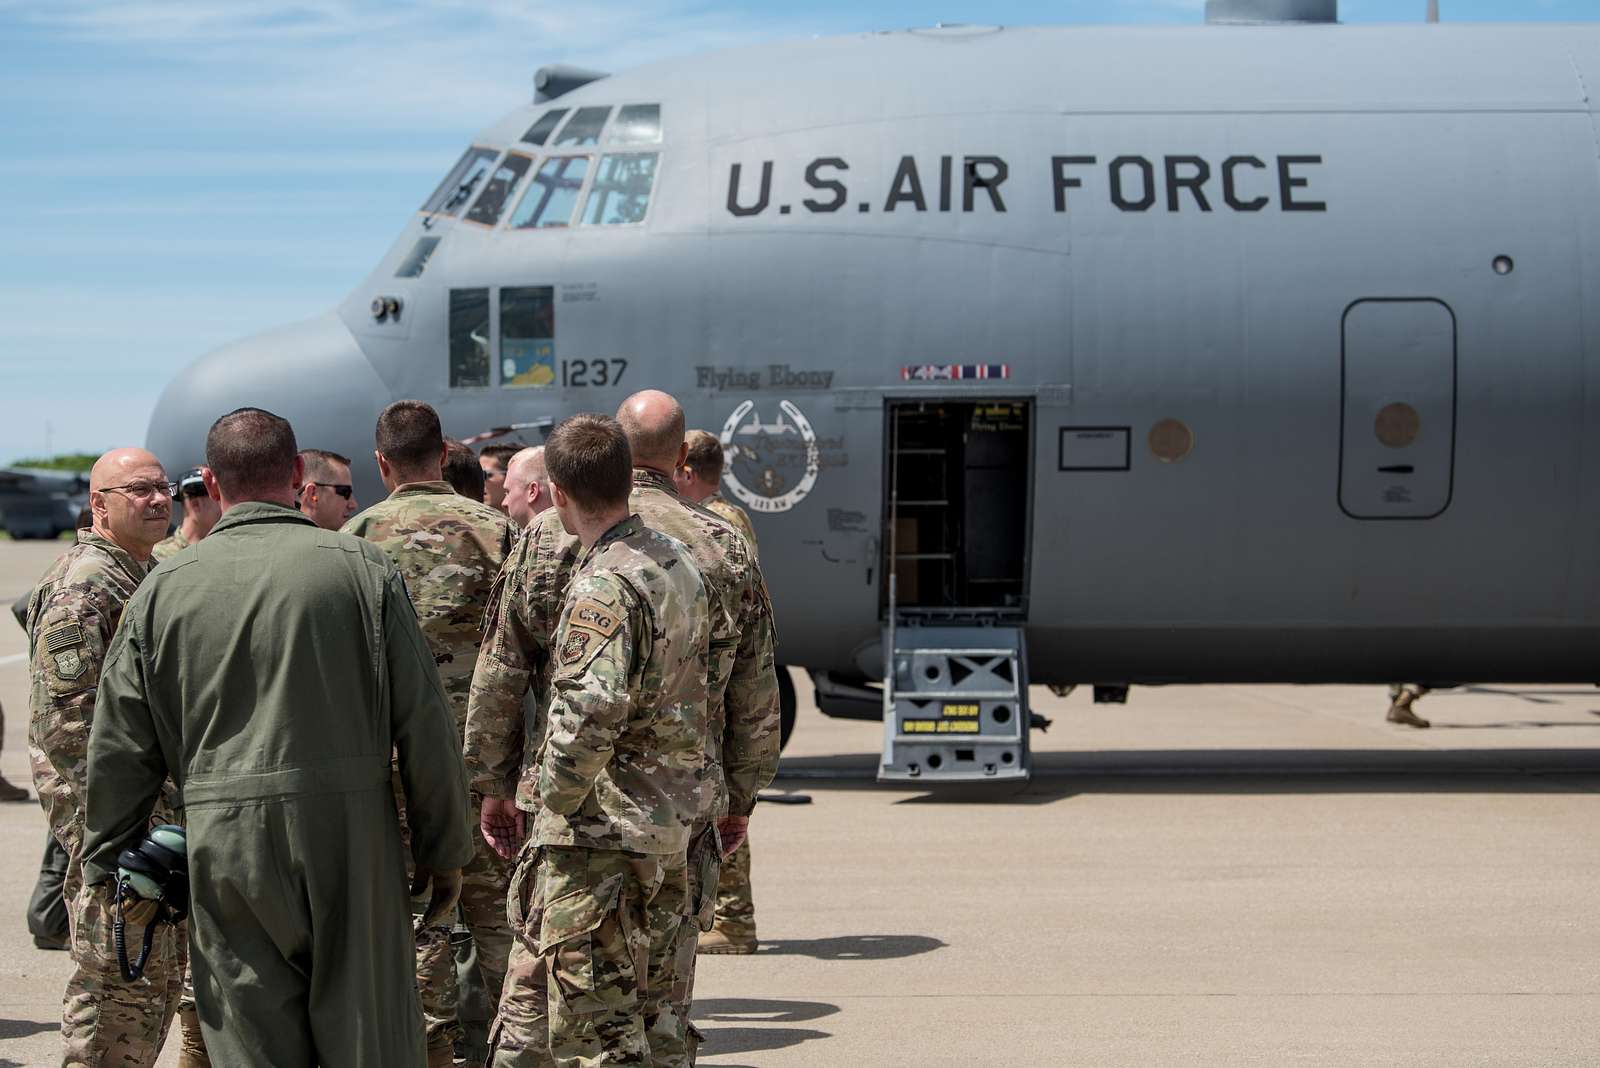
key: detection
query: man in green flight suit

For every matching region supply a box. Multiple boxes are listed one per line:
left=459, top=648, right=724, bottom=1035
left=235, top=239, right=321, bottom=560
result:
left=476, top=414, right=711, bottom=1067
left=344, top=400, right=515, bottom=1068
left=80, top=407, right=475, bottom=1067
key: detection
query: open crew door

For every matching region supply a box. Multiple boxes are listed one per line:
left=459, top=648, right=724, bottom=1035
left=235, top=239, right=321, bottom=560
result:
left=879, top=400, right=1033, bottom=783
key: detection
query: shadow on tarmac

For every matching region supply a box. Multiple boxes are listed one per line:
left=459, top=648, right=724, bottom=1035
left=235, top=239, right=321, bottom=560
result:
left=775, top=749, right=1600, bottom=803
left=0, top=1017, right=55, bottom=1043
left=693, top=997, right=837, bottom=1064
left=755, top=934, right=945, bottom=960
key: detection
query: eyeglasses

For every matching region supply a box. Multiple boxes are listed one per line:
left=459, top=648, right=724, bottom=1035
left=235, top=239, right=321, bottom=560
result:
left=100, top=481, right=179, bottom=501
left=303, top=482, right=354, bottom=500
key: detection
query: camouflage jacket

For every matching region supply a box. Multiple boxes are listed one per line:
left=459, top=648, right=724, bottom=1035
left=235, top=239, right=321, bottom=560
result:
left=463, top=503, right=580, bottom=808
left=462, top=469, right=781, bottom=819
left=343, top=481, right=512, bottom=723
left=630, top=469, right=780, bottom=819
left=703, top=493, right=758, bottom=557
left=536, top=514, right=708, bottom=854
left=150, top=527, right=190, bottom=562
left=25, top=529, right=153, bottom=855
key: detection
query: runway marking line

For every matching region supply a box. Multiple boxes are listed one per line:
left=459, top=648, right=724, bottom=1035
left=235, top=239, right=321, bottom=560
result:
left=0, top=653, right=26, bottom=667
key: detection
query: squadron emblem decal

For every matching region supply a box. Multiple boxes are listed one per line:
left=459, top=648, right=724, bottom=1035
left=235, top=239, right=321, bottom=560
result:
left=719, top=399, right=820, bottom=514
left=560, top=631, right=592, bottom=665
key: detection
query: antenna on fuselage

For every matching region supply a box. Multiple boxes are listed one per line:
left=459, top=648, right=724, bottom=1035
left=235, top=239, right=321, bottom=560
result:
left=1427, top=0, right=1439, bottom=21
left=533, top=65, right=609, bottom=103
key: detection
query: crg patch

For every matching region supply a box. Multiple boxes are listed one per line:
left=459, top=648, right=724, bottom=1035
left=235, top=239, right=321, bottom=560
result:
left=569, top=600, right=620, bottom=637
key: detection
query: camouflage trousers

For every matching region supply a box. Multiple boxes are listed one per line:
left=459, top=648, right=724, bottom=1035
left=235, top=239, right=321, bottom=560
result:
left=667, top=823, right=721, bottom=1060
left=411, top=798, right=515, bottom=1059
left=712, top=840, right=755, bottom=940
left=489, top=843, right=690, bottom=1067
left=64, top=881, right=186, bottom=1068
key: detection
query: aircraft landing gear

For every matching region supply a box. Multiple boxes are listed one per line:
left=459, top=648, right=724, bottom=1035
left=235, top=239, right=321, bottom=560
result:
left=777, top=666, right=796, bottom=751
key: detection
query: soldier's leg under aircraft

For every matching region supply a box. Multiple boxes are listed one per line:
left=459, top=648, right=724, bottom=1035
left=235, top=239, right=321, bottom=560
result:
left=406, top=789, right=515, bottom=1065
left=701, top=840, right=757, bottom=954
left=669, top=823, right=724, bottom=1059
left=1386, top=683, right=1432, bottom=728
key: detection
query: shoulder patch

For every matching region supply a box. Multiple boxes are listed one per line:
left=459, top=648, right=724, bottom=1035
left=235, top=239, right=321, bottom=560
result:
left=568, top=599, right=620, bottom=638
left=43, top=623, right=85, bottom=653
left=559, top=629, right=593, bottom=666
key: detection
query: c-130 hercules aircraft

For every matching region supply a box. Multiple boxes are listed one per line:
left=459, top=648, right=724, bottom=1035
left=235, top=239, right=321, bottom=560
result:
left=146, top=0, right=1600, bottom=782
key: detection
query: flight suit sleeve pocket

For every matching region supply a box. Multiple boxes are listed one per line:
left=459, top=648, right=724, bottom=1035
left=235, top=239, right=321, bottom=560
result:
left=539, top=873, right=637, bottom=1014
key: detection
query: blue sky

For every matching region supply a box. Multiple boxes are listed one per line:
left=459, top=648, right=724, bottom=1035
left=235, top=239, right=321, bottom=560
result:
left=0, top=0, right=1590, bottom=464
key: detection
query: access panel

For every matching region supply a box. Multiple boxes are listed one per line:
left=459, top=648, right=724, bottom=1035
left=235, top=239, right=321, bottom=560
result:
left=1339, top=299, right=1456, bottom=520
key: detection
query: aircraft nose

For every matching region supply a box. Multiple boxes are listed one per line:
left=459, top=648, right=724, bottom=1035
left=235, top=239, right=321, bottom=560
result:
left=145, top=311, right=390, bottom=494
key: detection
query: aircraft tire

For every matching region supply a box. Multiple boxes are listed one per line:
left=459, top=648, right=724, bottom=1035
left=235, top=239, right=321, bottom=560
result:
left=778, top=666, right=797, bottom=752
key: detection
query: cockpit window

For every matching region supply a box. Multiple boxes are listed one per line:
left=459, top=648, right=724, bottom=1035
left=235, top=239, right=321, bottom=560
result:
left=465, top=152, right=533, bottom=227
left=421, top=146, right=500, bottom=216
left=581, top=153, right=659, bottom=226
left=508, top=156, right=591, bottom=229
left=553, top=106, right=611, bottom=146
left=449, top=288, right=490, bottom=388
left=395, top=235, right=441, bottom=278
left=501, top=287, right=556, bottom=388
left=609, top=104, right=661, bottom=145
left=521, top=108, right=568, bottom=146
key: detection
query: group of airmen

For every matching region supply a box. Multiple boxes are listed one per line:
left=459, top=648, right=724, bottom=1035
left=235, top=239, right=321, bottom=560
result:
left=13, top=388, right=779, bottom=1066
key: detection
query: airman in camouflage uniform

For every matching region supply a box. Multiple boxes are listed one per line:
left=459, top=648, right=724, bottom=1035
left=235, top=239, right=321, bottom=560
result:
left=26, top=447, right=186, bottom=1068
left=674, top=429, right=767, bottom=955
left=702, top=495, right=756, bottom=555
left=468, top=398, right=780, bottom=1063
left=472, top=414, right=710, bottom=1067
left=343, top=400, right=516, bottom=1067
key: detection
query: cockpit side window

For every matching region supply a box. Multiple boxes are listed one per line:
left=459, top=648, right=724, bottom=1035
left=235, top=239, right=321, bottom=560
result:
left=465, top=152, right=533, bottom=227
left=553, top=106, right=612, bottom=146
left=395, top=236, right=441, bottom=278
left=422, top=146, right=500, bottom=217
left=609, top=104, right=661, bottom=145
left=508, top=156, right=591, bottom=230
left=449, top=288, right=491, bottom=389
left=501, top=287, right=556, bottom=388
left=580, top=153, right=659, bottom=226
left=521, top=108, right=568, bottom=146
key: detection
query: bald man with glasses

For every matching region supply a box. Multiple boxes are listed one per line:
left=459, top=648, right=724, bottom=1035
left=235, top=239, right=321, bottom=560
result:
left=25, top=447, right=191, bottom=1067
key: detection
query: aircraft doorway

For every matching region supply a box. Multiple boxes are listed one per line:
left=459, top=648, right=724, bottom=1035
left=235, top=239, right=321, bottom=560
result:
left=883, top=400, right=1032, bottom=618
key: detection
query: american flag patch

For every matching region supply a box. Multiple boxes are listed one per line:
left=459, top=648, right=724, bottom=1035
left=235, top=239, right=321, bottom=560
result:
left=43, top=624, right=85, bottom=653
left=900, top=364, right=1010, bottom=382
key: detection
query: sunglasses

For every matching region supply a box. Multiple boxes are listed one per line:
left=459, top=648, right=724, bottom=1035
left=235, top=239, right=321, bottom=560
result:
left=304, top=482, right=354, bottom=500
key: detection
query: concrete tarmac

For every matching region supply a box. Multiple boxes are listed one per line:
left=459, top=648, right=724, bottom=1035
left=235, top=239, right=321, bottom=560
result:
left=1, top=539, right=1596, bottom=1065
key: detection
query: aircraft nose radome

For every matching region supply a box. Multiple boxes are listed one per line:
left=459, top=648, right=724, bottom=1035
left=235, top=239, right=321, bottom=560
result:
left=146, top=310, right=389, bottom=479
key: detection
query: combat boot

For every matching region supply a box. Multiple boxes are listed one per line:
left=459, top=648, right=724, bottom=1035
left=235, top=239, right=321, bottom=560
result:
left=1386, top=692, right=1430, bottom=728
left=698, top=924, right=757, bottom=955
left=426, top=1046, right=456, bottom=1068
left=177, top=1005, right=212, bottom=1068
left=0, top=776, right=28, bottom=802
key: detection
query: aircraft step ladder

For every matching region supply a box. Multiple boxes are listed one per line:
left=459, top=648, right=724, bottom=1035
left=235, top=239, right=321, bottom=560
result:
left=878, top=624, right=1031, bottom=784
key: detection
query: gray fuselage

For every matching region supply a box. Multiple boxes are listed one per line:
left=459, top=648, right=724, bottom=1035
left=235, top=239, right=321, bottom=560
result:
left=148, top=22, right=1600, bottom=685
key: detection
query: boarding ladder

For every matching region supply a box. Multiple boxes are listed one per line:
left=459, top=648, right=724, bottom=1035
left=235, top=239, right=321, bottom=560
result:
left=878, top=613, right=1032, bottom=783
left=876, top=412, right=1032, bottom=783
